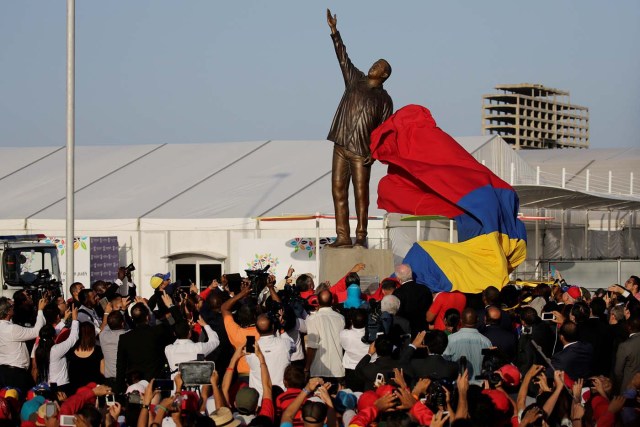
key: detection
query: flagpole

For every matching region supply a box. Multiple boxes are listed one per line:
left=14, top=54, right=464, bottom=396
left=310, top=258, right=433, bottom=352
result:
left=66, top=0, right=75, bottom=290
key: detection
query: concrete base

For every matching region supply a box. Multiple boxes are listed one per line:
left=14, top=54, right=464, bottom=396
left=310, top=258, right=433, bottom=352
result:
left=320, top=247, right=394, bottom=289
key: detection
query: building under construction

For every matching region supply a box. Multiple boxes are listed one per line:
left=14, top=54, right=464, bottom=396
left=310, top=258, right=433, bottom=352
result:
left=482, top=83, right=589, bottom=149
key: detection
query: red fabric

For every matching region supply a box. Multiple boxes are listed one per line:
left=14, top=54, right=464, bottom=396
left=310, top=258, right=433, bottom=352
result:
left=370, top=104, right=512, bottom=216
left=357, top=391, right=378, bottom=412
left=59, top=383, right=97, bottom=415
left=199, top=287, right=212, bottom=300
left=257, top=397, right=274, bottom=422
left=408, top=401, right=434, bottom=426
left=276, top=389, right=305, bottom=426
left=54, top=328, right=71, bottom=345
left=329, top=275, right=349, bottom=304
left=368, top=277, right=400, bottom=302
left=348, top=406, right=378, bottom=427
left=428, top=291, right=466, bottom=330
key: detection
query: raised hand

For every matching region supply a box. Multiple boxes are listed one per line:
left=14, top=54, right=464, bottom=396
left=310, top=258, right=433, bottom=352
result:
left=326, top=9, right=337, bottom=33
left=430, top=410, right=451, bottom=427
left=160, top=290, right=173, bottom=308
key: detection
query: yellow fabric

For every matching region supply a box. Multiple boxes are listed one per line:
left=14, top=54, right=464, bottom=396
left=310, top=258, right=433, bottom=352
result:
left=418, top=231, right=527, bottom=294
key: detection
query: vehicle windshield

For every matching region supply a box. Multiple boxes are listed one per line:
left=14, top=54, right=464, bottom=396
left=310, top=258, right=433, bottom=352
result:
left=3, top=247, right=60, bottom=286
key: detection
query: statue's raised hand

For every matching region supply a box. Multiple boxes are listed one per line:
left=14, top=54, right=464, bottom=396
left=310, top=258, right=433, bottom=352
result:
left=326, top=9, right=337, bottom=33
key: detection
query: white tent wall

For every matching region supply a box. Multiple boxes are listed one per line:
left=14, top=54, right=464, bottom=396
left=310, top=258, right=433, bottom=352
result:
left=3, top=138, right=640, bottom=295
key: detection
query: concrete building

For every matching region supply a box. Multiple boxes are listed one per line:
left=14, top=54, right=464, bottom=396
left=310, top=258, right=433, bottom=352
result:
left=482, top=83, right=589, bottom=149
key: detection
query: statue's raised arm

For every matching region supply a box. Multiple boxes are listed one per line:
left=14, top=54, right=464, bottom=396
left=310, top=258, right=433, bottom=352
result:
left=326, top=8, right=337, bottom=34
left=326, top=8, right=363, bottom=86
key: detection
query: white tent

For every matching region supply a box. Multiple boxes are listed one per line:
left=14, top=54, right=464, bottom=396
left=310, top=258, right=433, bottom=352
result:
left=1, top=137, right=638, bottom=293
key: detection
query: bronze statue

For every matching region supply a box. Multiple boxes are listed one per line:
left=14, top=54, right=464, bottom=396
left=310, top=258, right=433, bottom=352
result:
left=326, top=9, right=393, bottom=248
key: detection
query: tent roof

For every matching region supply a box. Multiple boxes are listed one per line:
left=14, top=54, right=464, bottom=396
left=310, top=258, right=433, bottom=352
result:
left=1, top=137, right=637, bottom=222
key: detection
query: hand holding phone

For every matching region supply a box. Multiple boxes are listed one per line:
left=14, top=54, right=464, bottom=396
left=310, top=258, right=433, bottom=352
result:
left=246, top=336, right=256, bottom=353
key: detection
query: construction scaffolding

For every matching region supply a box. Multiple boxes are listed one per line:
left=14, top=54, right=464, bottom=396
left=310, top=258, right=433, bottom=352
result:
left=482, top=83, right=589, bottom=149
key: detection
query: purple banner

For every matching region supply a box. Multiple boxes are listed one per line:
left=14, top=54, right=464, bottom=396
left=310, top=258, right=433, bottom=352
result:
left=90, top=237, right=120, bottom=284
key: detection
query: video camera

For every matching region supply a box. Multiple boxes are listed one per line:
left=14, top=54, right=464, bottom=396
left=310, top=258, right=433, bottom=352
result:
left=244, top=265, right=270, bottom=298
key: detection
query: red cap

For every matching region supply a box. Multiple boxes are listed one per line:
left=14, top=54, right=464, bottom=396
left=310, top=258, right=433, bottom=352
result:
left=375, top=384, right=395, bottom=397
left=566, top=286, right=582, bottom=300
left=357, top=391, right=378, bottom=412
left=497, top=364, right=521, bottom=387
left=482, top=389, right=511, bottom=413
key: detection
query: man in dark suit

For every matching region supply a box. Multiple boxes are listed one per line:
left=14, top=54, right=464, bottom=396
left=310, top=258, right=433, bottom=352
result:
left=550, top=321, right=593, bottom=380
left=516, top=307, right=555, bottom=374
left=355, top=336, right=410, bottom=391
left=403, top=330, right=458, bottom=384
left=476, top=286, right=512, bottom=332
left=393, top=264, right=432, bottom=337
left=115, top=293, right=181, bottom=393
left=573, top=300, right=612, bottom=375
left=482, top=306, right=517, bottom=360
left=613, top=315, right=640, bottom=393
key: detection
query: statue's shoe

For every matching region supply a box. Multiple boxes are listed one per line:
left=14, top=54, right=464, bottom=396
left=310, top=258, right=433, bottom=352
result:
left=326, top=239, right=353, bottom=248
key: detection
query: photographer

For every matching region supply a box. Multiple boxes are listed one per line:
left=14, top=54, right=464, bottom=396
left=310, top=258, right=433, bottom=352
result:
left=115, top=264, right=136, bottom=299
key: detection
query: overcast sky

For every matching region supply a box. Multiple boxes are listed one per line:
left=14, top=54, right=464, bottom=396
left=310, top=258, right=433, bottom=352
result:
left=1, top=1, right=638, bottom=149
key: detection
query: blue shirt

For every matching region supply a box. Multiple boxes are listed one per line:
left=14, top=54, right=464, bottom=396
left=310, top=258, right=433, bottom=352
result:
left=442, top=327, right=492, bottom=378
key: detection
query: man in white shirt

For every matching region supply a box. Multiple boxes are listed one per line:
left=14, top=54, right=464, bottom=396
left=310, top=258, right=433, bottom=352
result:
left=245, top=314, right=294, bottom=398
left=164, top=317, right=220, bottom=379
left=115, top=266, right=136, bottom=298
left=0, top=295, right=47, bottom=392
left=339, top=308, right=370, bottom=390
left=305, top=290, right=345, bottom=380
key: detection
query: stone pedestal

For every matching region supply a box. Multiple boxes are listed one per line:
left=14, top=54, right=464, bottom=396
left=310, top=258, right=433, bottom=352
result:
left=320, top=247, right=394, bottom=289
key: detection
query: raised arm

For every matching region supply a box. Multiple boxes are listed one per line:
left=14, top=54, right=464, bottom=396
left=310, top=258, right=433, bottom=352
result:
left=221, top=286, right=250, bottom=316
left=326, top=8, right=363, bottom=85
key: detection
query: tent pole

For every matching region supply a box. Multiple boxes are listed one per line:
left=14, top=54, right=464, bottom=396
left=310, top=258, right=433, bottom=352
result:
left=584, top=210, right=589, bottom=259
left=560, top=210, right=565, bottom=259
left=449, top=220, right=454, bottom=243
left=65, top=0, right=75, bottom=288
left=315, top=212, right=320, bottom=283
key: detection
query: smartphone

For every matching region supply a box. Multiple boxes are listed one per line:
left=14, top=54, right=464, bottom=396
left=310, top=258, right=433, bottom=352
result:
left=153, top=379, right=174, bottom=391
left=459, top=356, right=468, bottom=374
left=105, top=393, right=116, bottom=406
left=246, top=336, right=256, bottom=353
left=99, top=297, right=109, bottom=310
left=45, top=402, right=56, bottom=418
left=374, top=372, right=384, bottom=387
left=60, top=415, right=75, bottom=427
left=541, top=312, right=556, bottom=321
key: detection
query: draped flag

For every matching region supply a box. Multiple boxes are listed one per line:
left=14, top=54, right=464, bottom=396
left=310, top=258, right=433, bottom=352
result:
left=370, top=104, right=527, bottom=293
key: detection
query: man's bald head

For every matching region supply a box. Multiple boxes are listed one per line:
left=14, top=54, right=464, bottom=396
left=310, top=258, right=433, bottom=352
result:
left=395, top=264, right=413, bottom=283
left=256, top=314, right=273, bottom=335
left=318, top=290, right=333, bottom=308
left=461, top=307, right=478, bottom=328
left=486, top=306, right=501, bottom=325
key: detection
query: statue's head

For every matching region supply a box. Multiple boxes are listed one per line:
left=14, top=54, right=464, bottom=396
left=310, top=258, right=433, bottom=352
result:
left=368, top=59, right=392, bottom=82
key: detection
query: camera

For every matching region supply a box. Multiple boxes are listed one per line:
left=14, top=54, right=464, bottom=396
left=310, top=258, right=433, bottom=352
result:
left=125, top=263, right=136, bottom=273
left=475, top=372, right=503, bottom=388
left=244, top=265, right=271, bottom=298
left=425, top=381, right=448, bottom=410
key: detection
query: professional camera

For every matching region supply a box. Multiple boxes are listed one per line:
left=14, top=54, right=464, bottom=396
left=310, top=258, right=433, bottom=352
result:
left=124, top=263, right=136, bottom=273
left=244, top=265, right=270, bottom=298
left=425, top=380, right=449, bottom=411
left=362, top=300, right=393, bottom=344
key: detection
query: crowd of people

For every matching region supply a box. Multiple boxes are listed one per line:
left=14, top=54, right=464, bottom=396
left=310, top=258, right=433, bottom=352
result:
left=0, top=263, right=639, bottom=427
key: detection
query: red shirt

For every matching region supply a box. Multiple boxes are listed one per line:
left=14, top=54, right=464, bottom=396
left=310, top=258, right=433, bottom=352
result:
left=428, top=291, right=466, bottom=330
